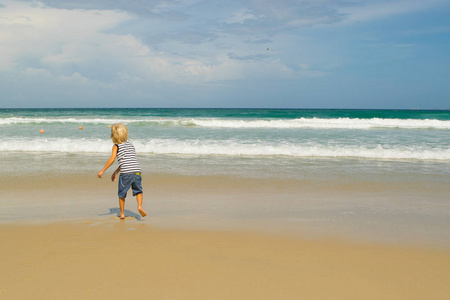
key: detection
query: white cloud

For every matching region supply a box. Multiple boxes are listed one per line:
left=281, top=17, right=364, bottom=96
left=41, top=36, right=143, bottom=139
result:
left=0, top=0, right=298, bottom=89
left=0, top=1, right=133, bottom=70
left=339, top=0, right=448, bottom=23
left=23, top=66, right=111, bottom=88
left=225, top=9, right=263, bottom=24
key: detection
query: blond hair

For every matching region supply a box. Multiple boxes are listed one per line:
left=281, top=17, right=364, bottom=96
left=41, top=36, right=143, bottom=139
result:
left=110, top=123, right=128, bottom=144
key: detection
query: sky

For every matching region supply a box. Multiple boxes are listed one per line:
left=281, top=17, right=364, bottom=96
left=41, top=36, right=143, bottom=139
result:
left=0, top=0, right=449, bottom=109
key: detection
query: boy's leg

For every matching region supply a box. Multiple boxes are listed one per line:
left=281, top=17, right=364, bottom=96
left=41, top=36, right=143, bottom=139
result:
left=136, top=193, right=146, bottom=217
left=119, top=197, right=126, bottom=219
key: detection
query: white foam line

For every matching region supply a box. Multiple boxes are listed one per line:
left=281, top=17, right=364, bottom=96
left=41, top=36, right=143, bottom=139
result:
left=190, top=117, right=450, bottom=130
left=2, top=117, right=449, bottom=130
left=1, top=138, right=449, bottom=161
left=0, top=117, right=142, bottom=125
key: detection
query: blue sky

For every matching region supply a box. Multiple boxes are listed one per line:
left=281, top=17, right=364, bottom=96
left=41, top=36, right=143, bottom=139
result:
left=1, top=0, right=449, bottom=108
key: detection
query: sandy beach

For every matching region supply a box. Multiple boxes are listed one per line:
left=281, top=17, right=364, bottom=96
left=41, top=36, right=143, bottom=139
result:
left=1, top=221, right=449, bottom=300
left=1, top=172, right=450, bottom=299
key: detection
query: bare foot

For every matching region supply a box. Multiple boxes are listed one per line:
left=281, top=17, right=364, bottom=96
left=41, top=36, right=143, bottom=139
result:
left=120, top=214, right=125, bottom=219
left=138, top=208, right=147, bottom=217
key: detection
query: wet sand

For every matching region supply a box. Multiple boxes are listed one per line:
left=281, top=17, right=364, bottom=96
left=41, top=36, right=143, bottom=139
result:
left=2, top=173, right=449, bottom=246
left=1, top=221, right=449, bottom=299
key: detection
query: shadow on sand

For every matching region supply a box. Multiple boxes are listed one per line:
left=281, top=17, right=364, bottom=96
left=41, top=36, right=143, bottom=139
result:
left=98, top=208, right=144, bottom=221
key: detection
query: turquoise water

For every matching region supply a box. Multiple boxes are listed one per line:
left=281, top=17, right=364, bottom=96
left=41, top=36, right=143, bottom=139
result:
left=1, top=108, right=449, bottom=155
left=2, top=108, right=450, bottom=119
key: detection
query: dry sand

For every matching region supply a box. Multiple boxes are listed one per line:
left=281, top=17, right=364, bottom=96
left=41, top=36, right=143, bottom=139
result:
left=1, top=221, right=449, bottom=300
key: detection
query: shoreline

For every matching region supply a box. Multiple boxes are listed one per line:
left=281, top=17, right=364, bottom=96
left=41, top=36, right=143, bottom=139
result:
left=1, top=220, right=449, bottom=299
left=2, top=172, right=450, bottom=248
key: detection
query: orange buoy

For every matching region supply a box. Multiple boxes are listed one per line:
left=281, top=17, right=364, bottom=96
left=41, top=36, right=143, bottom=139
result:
left=79, top=126, right=83, bottom=130
left=108, top=125, right=111, bottom=128
left=39, top=129, right=45, bottom=133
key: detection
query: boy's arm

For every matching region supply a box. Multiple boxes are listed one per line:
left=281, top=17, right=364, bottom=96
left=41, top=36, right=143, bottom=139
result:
left=111, top=167, right=120, bottom=182
left=98, top=145, right=118, bottom=178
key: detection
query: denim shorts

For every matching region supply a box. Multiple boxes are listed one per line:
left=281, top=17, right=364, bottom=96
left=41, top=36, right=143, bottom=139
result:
left=118, top=173, right=143, bottom=199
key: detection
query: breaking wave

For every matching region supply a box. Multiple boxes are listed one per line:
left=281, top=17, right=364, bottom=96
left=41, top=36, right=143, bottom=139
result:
left=1, top=116, right=450, bottom=130
left=1, top=138, right=449, bottom=161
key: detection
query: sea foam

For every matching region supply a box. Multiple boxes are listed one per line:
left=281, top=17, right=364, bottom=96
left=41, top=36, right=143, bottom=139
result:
left=2, top=117, right=450, bottom=130
left=1, top=138, right=449, bottom=161
left=189, top=117, right=450, bottom=130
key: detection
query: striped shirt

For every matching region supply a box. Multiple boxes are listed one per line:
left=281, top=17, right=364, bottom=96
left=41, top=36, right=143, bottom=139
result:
left=116, top=141, right=141, bottom=174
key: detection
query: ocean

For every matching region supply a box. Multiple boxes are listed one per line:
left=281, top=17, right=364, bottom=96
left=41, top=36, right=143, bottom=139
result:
left=1, top=108, right=449, bottom=245
left=1, top=108, right=449, bottom=175
left=2, top=108, right=449, bottom=158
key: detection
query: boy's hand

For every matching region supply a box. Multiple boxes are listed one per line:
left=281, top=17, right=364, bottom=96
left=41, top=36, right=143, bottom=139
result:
left=97, top=171, right=104, bottom=178
left=111, top=168, right=120, bottom=182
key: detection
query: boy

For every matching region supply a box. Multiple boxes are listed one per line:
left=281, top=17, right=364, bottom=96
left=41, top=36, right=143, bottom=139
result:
left=98, top=123, right=147, bottom=219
